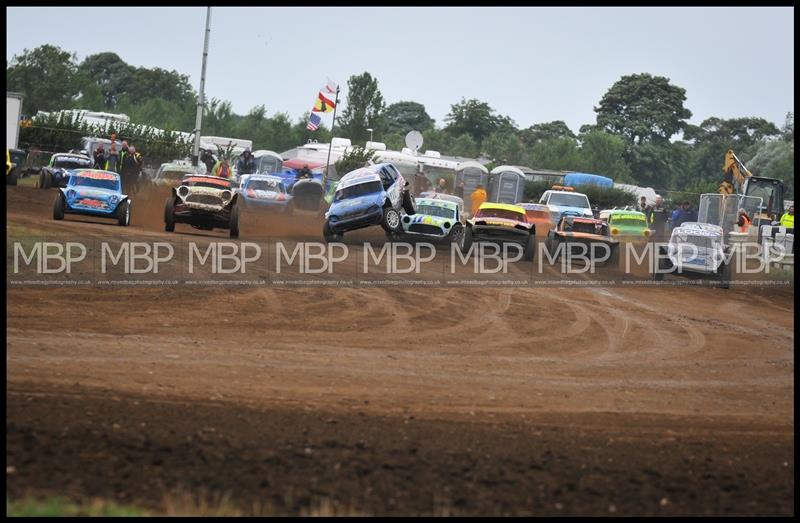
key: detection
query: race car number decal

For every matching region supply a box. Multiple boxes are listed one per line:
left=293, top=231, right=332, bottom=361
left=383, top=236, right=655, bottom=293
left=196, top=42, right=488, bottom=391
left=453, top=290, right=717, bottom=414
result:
left=76, top=171, right=118, bottom=181
left=76, top=198, right=107, bottom=208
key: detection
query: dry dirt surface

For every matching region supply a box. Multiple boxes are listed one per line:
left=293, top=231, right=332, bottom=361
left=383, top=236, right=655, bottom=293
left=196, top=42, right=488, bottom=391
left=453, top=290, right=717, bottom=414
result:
left=6, top=184, right=795, bottom=515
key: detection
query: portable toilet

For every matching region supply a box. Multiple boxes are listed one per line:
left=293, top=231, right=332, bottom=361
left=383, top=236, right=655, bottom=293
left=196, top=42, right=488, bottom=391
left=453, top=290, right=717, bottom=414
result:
left=563, top=172, right=613, bottom=189
left=489, top=165, right=526, bottom=204
left=455, top=160, right=489, bottom=206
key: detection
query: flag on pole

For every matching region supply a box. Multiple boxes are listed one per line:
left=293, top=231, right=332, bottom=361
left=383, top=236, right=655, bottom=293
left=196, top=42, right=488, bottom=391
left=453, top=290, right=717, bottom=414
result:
left=323, top=78, right=338, bottom=95
left=313, top=91, right=336, bottom=113
left=307, top=112, right=322, bottom=131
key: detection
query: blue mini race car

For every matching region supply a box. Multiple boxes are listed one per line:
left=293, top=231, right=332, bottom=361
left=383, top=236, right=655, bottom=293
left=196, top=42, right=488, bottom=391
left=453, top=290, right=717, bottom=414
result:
left=241, top=174, right=294, bottom=214
left=323, top=163, right=416, bottom=242
left=52, top=169, right=131, bottom=226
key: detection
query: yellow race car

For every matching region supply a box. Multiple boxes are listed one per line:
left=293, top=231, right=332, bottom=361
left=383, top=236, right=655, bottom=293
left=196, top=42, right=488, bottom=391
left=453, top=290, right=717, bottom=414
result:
left=7, top=148, right=18, bottom=186
left=465, top=202, right=537, bottom=260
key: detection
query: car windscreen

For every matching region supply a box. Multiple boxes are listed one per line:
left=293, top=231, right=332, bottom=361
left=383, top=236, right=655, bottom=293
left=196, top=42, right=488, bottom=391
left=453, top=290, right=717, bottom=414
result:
left=72, top=175, right=119, bottom=191
left=610, top=217, right=647, bottom=227
left=161, top=169, right=194, bottom=181
left=549, top=193, right=590, bottom=209
left=334, top=180, right=382, bottom=202
left=55, top=158, right=92, bottom=169
left=417, top=205, right=455, bottom=219
left=568, top=221, right=607, bottom=235
left=255, top=156, right=282, bottom=175
left=248, top=179, right=282, bottom=192
left=476, top=208, right=525, bottom=221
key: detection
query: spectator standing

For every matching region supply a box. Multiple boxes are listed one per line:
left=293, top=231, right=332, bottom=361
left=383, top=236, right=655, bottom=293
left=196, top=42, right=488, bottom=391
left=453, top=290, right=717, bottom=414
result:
left=470, top=184, right=487, bottom=216
left=236, top=149, right=256, bottom=175
left=212, top=157, right=232, bottom=179
left=673, top=201, right=697, bottom=228
left=93, top=144, right=106, bottom=169
left=105, top=143, right=119, bottom=172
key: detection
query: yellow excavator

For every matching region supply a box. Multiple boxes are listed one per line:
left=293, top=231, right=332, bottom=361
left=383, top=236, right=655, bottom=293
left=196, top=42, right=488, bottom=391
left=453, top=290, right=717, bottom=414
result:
left=719, top=149, right=785, bottom=227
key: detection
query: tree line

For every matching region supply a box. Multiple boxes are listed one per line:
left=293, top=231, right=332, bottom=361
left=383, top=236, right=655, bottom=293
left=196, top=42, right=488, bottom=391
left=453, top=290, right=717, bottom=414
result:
left=7, top=44, right=794, bottom=197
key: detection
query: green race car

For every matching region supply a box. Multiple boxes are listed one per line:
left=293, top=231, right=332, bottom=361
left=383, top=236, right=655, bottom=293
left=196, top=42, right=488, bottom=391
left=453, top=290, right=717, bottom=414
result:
left=601, top=209, right=652, bottom=241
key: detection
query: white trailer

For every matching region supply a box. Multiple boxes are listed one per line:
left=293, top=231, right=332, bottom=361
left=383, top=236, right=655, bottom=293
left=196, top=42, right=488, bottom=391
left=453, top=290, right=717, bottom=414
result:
left=7, top=92, right=24, bottom=149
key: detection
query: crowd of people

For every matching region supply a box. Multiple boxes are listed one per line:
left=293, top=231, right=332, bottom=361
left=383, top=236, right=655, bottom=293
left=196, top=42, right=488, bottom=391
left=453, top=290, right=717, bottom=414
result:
left=92, top=137, right=143, bottom=193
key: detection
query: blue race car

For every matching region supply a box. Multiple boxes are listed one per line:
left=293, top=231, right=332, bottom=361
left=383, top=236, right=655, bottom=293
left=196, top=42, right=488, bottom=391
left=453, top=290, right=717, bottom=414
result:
left=322, top=163, right=416, bottom=242
left=241, top=174, right=294, bottom=214
left=53, top=169, right=131, bottom=226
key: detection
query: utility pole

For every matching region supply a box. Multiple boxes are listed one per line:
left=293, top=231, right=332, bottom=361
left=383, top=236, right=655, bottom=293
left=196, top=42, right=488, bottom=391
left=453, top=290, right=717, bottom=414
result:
left=192, top=7, right=212, bottom=167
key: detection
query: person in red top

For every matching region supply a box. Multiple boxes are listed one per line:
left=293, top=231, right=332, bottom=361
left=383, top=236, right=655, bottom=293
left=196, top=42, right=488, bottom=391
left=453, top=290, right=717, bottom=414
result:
left=737, top=208, right=752, bottom=233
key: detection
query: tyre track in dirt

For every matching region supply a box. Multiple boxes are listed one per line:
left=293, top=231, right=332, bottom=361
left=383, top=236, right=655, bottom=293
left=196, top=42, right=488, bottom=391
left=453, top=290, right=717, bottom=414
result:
left=6, top=184, right=795, bottom=515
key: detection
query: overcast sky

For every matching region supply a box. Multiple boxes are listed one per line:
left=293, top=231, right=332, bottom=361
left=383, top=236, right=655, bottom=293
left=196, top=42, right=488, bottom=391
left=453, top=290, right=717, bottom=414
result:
left=6, top=6, right=794, bottom=135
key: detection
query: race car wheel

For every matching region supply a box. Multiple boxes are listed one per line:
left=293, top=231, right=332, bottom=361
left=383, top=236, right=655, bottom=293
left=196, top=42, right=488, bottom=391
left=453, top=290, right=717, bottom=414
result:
left=53, top=192, right=65, bottom=220
left=43, top=171, right=53, bottom=189
left=402, top=190, right=417, bottom=215
left=460, top=226, right=473, bottom=254
left=448, top=223, right=465, bottom=248
left=718, top=261, right=732, bottom=289
left=229, top=201, right=241, bottom=238
left=116, top=200, right=131, bottom=227
left=523, top=234, right=536, bottom=262
left=323, top=220, right=342, bottom=243
left=7, top=168, right=18, bottom=186
left=607, top=245, right=620, bottom=268
left=545, top=236, right=559, bottom=260
left=383, top=208, right=402, bottom=232
left=653, top=246, right=669, bottom=281
left=164, top=197, right=175, bottom=232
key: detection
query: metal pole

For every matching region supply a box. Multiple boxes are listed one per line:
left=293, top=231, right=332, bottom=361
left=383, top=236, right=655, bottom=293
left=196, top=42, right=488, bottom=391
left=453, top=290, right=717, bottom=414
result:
left=192, top=7, right=212, bottom=167
left=323, top=86, right=340, bottom=186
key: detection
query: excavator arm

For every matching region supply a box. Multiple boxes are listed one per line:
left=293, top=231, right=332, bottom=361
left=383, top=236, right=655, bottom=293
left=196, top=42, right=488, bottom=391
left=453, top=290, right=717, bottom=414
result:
left=719, top=149, right=752, bottom=195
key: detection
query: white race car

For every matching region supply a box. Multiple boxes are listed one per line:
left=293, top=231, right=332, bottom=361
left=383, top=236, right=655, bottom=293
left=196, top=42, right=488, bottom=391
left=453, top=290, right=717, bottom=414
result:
left=654, top=222, right=732, bottom=288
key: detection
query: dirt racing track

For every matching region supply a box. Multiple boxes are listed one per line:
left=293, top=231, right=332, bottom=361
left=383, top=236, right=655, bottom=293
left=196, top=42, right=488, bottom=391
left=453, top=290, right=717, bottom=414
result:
left=5, top=184, right=795, bottom=515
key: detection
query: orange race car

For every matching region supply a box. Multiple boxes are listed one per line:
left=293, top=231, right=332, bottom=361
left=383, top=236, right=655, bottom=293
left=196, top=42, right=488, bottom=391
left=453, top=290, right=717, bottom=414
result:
left=544, top=214, right=620, bottom=267
left=517, top=202, right=555, bottom=237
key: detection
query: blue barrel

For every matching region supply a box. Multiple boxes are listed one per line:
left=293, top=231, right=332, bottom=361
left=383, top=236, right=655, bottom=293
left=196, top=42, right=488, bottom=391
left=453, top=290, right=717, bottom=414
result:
left=563, top=172, right=613, bottom=188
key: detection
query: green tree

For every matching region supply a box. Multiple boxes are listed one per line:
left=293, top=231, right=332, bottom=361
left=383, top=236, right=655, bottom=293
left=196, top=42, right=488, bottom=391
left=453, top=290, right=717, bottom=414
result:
left=683, top=116, right=780, bottom=148
left=483, top=131, right=524, bottom=164
left=449, top=134, right=480, bottom=158
left=595, top=73, right=692, bottom=144
left=577, top=131, right=631, bottom=181
left=76, top=52, right=134, bottom=108
left=520, top=120, right=576, bottom=146
left=381, top=132, right=406, bottom=151
left=418, top=128, right=455, bottom=154
left=337, top=72, right=385, bottom=145
left=124, top=66, right=195, bottom=106
left=681, top=116, right=781, bottom=187
left=624, top=142, right=690, bottom=189
left=6, top=44, right=81, bottom=115
left=444, top=98, right=516, bottom=144
left=747, top=140, right=794, bottom=198
left=333, top=145, right=376, bottom=178
left=527, top=138, right=580, bottom=170
left=72, top=78, right=105, bottom=111
left=782, top=112, right=794, bottom=142
left=382, top=101, right=434, bottom=136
